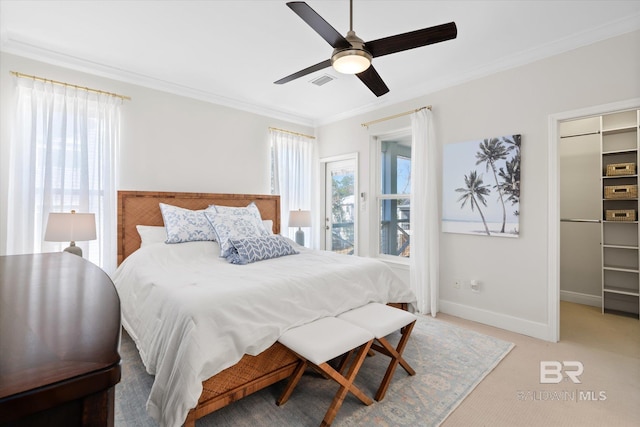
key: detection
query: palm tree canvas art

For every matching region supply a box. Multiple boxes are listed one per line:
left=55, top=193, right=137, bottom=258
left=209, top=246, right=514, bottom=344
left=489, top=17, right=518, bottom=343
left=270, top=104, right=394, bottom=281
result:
left=442, top=135, right=521, bottom=237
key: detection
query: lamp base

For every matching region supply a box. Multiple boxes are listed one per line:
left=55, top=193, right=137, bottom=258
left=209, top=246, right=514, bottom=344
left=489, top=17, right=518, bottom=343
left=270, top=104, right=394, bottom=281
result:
left=295, top=228, right=305, bottom=247
left=63, top=242, right=83, bottom=257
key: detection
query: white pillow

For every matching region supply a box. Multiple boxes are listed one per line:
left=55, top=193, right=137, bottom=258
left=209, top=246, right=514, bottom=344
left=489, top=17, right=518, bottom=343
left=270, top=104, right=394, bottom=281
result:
left=136, top=225, right=167, bottom=247
left=159, top=203, right=217, bottom=243
left=262, top=219, right=274, bottom=234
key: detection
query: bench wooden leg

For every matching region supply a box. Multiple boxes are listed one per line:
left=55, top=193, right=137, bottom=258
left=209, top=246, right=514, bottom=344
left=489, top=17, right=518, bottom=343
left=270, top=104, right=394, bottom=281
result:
left=276, top=316, right=376, bottom=427
left=319, top=340, right=373, bottom=427
left=373, top=320, right=416, bottom=401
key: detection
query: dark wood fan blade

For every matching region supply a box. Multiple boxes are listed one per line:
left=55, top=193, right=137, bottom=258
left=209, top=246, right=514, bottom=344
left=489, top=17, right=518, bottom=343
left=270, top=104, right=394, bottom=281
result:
left=287, top=2, right=351, bottom=49
left=356, top=65, right=389, bottom=97
left=366, top=22, right=457, bottom=58
left=274, top=59, right=332, bottom=84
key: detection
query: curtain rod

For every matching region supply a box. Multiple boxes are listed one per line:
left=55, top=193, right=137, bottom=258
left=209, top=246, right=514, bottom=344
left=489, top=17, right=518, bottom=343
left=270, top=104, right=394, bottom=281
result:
left=10, top=71, right=131, bottom=101
left=268, top=127, right=316, bottom=140
left=361, top=105, right=432, bottom=128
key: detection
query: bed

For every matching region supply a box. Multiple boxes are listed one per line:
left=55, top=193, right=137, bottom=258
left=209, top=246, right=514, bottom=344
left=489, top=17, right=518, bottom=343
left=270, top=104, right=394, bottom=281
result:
left=114, top=190, right=416, bottom=427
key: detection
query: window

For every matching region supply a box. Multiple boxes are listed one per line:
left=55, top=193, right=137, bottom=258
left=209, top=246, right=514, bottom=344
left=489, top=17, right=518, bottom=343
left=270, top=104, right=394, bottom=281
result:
left=377, top=134, right=412, bottom=258
left=270, top=129, right=315, bottom=247
left=7, top=78, right=121, bottom=272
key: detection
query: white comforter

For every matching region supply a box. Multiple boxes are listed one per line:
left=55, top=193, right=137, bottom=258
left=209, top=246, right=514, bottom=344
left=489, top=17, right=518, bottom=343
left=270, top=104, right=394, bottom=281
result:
left=112, top=241, right=416, bottom=427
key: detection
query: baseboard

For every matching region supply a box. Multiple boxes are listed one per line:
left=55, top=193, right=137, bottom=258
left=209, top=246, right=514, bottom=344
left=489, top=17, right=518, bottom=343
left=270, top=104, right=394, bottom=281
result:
left=559, top=290, right=601, bottom=307
left=439, top=300, right=553, bottom=341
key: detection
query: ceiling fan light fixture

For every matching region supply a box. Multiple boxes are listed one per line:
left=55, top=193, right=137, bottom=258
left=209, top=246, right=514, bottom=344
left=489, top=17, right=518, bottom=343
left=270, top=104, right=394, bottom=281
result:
left=331, top=48, right=372, bottom=74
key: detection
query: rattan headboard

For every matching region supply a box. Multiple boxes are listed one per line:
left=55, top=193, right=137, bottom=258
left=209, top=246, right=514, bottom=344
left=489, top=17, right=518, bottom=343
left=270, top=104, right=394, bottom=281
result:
left=117, top=191, right=281, bottom=265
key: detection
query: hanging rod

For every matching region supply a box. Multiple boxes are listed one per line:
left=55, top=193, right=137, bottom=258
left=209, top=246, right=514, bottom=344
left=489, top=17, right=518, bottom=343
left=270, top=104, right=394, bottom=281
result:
left=560, top=218, right=601, bottom=223
left=10, top=71, right=131, bottom=101
left=268, top=127, right=316, bottom=140
left=560, top=130, right=600, bottom=139
left=361, top=105, right=432, bottom=128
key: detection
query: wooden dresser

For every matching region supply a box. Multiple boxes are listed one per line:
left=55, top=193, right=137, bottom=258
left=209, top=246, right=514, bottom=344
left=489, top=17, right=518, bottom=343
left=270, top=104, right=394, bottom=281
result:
left=0, top=253, right=121, bottom=426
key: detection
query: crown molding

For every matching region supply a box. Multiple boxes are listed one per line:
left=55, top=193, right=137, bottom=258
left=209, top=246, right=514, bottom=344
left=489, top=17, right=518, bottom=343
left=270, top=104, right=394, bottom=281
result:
left=315, top=13, right=640, bottom=126
left=0, top=34, right=315, bottom=127
left=3, top=12, right=638, bottom=129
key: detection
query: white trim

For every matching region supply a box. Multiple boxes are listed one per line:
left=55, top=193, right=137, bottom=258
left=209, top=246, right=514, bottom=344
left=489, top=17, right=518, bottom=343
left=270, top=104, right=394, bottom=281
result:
left=560, top=290, right=601, bottom=308
left=1, top=35, right=314, bottom=127
left=320, top=153, right=358, bottom=164
left=315, top=15, right=640, bottom=126
left=548, top=98, right=640, bottom=342
left=378, top=254, right=410, bottom=266
left=439, top=300, right=552, bottom=341
left=4, top=15, right=639, bottom=127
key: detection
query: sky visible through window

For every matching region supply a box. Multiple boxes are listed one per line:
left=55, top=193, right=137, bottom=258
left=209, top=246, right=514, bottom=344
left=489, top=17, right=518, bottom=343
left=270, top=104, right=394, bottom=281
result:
left=397, top=156, right=411, bottom=194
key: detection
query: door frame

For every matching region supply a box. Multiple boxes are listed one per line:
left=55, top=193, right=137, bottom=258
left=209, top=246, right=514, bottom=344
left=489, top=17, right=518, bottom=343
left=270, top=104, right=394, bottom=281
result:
left=320, top=153, right=359, bottom=254
left=548, top=98, right=640, bottom=342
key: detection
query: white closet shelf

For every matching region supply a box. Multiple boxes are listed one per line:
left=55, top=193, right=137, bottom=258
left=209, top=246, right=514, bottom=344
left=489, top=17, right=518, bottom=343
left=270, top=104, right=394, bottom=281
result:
left=602, top=174, right=638, bottom=179
left=603, top=286, right=640, bottom=297
left=602, top=126, right=638, bottom=135
left=602, top=149, right=637, bottom=155
left=603, top=265, right=639, bottom=273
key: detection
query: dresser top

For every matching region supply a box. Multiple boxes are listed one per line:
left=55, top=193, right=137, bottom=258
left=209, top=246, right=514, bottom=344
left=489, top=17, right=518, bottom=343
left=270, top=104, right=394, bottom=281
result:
left=0, top=252, right=121, bottom=416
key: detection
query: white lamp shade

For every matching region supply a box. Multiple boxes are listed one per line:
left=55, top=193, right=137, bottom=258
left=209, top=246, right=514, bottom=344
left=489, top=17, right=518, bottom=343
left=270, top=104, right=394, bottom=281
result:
left=44, top=212, right=97, bottom=242
left=288, top=210, right=311, bottom=228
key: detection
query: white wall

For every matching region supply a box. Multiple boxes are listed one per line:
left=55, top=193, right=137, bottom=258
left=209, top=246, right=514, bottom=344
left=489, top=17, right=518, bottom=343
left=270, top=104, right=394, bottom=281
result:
left=0, top=52, right=314, bottom=255
left=317, top=30, right=640, bottom=339
left=2, top=30, right=639, bottom=340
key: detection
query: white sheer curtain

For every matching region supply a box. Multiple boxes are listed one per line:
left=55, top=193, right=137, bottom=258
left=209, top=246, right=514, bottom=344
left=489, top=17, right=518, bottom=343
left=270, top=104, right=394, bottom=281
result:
left=410, top=109, right=439, bottom=315
left=270, top=129, right=318, bottom=248
left=7, top=77, right=121, bottom=273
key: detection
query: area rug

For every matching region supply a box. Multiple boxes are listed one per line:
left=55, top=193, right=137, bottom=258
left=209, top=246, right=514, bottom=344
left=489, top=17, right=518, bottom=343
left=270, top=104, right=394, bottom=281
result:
left=115, top=315, right=514, bottom=427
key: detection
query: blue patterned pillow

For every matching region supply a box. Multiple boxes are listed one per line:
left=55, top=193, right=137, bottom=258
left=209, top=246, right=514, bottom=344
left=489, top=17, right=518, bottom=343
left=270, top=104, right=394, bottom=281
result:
left=160, top=203, right=217, bottom=244
left=226, top=235, right=299, bottom=265
left=204, top=211, right=271, bottom=257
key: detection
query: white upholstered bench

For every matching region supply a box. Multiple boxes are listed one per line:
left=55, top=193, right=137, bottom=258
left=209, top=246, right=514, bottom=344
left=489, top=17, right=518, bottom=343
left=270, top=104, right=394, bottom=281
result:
left=337, top=302, right=417, bottom=401
left=276, top=317, right=375, bottom=427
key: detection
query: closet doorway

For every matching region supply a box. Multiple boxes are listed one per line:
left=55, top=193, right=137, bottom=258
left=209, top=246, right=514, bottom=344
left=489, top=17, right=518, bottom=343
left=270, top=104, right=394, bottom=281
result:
left=559, top=117, right=602, bottom=309
left=551, top=99, right=640, bottom=341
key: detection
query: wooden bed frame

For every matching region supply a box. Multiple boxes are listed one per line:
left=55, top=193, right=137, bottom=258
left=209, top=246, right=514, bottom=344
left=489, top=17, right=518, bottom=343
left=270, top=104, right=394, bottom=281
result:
left=117, top=190, right=298, bottom=427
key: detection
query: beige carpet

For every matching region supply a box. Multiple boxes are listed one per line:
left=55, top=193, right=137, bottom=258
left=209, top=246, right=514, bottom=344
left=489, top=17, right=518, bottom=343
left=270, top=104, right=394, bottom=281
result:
left=440, top=301, right=639, bottom=427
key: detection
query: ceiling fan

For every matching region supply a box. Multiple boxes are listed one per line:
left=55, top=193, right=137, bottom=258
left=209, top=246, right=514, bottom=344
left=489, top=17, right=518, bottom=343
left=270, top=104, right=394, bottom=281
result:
left=274, top=0, right=457, bottom=97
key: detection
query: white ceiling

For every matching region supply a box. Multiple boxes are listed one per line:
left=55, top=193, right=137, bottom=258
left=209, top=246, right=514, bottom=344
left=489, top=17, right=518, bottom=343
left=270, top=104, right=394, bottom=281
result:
left=2, top=1, right=640, bottom=126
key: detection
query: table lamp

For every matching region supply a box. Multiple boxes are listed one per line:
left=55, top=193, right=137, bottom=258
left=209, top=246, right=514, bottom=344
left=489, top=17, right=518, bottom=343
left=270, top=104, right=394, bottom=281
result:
left=44, top=210, right=96, bottom=257
left=288, top=209, right=311, bottom=246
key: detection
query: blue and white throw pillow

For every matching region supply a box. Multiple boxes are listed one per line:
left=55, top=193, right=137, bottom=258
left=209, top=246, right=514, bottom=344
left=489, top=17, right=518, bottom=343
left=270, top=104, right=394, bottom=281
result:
left=159, top=203, right=217, bottom=244
left=226, top=235, right=299, bottom=265
left=204, top=211, right=271, bottom=257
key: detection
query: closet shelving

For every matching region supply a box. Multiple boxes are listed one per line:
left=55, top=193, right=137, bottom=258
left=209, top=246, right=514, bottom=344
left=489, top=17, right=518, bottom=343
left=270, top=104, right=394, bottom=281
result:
left=601, top=109, right=640, bottom=318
